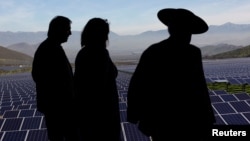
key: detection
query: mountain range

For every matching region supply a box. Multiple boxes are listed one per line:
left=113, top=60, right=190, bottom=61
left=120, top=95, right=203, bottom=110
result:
left=1, top=22, right=250, bottom=63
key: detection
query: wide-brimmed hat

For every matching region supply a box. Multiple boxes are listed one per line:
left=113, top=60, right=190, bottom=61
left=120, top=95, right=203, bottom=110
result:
left=157, top=8, right=208, bottom=34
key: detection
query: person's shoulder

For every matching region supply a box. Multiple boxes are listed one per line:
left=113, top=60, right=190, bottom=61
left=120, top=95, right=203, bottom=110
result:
left=34, top=40, right=46, bottom=53
left=188, top=44, right=203, bottom=57
left=137, top=40, right=166, bottom=61
left=189, top=44, right=201, bottom=51
left=36, top=39, right=50, bottom=49
left=189, top=44, right=199, bottom=48
left=143, top=39, right=167, bottom=53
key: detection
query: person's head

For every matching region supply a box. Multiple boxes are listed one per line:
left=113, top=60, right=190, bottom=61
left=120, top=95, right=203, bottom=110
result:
left=47, top=16, right=72, bottom=43
left=157, top=8, right=208, bottom=44
left=81, top=17, right=109, bottom=47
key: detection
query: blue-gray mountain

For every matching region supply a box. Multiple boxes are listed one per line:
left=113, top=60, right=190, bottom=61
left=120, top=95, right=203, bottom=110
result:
left=1, top=22, right=250, bottom=63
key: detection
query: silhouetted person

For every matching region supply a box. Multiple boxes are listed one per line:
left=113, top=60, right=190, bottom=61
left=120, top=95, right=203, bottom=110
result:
left=74, top=17, right=121, bottom=141
left=32, top=16, right=77, bottom=141
left=127, top=8, right=216, bottom=141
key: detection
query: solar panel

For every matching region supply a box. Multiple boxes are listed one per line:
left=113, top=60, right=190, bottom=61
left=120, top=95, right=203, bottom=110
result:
left=236, top=78, right=247, bottom=84
left=119, top=102, right=127, bottom=110
left=0, top=106, right=13, bottom=115
left=119, top=110, right=127, bottom=122
left=233, top=93, right=250, bottom=101
left=210, top=95, right=224, bottom=103
left=242, top=113, right=250, bottom=122
left=40, top=117, right=47, bottom=129
left=34, top=110, right=44, bottom=117
left=219, top=94, right=238, bottom=102
left=27, top=100, right=36, bottom=105
left=19, top=109, right=35, bottom=117
left=212, top=107, right=218, bottom=115
left=0, top=119, right=4, bottom=129
left=122, top=123, right=151, bottom=141
left=3, top=110, right=20, bottom=118
left=227, top=78, right=242, bottom=85
left=0, top=101, right=12, bottom=107
left=205, top=78, right=213, bottom=83
left=30, top=104, right=37, bottom=109
left=12, top=101, right=24, bottom=108
left=208, top=90, right=216, bottom=95
left=229, top=101, right=250, bottom=113
left=243, top=78, right=250, bottom=84
left=214, top=115, right=226, bottom=125
left=1, top=131, right=27, bottom=141
left=17, top=104, right=31, bottom=110
left=21, top=117, right=42, bottom=130
left=212, top=103, right=237, bottom=114
left=0, top=64, right=250, bottom=140
left=1, top=118, right=23, bottom=131
left=221, top=114, right=250, bottom=125
left=246, top=100, right=250, bottom=105
left=0, top=132, right=3, bottom=141
left=26, top=129, right=48, bottom=141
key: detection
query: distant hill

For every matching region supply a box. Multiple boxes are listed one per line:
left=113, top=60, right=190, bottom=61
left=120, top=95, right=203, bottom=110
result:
left=0, top=45, right=33, bottom=65
left=204, top=44, right=250, bottom=59
left=1, top=22, right=250, bottom=63
left=200, top=43, right=243, bottom=57
left=7, top=42, right=39, bottom=57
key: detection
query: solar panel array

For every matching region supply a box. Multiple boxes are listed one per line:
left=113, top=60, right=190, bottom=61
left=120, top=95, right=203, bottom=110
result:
left=0, top=73, right=47, bottom=141
left=204, top=58, right=250, bottom=85
left=0, top=72, right=151, bottom=141
left=1, top=58, right=250, bottom=140
left=210, top=90, right=250, bottom=125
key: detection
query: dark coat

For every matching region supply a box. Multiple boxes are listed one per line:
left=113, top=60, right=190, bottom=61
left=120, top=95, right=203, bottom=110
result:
left=74, top=46, right=121, bottom=140
left=32, top=38, right=74, bottom=113
left=127, top=39, right=215, bottom=138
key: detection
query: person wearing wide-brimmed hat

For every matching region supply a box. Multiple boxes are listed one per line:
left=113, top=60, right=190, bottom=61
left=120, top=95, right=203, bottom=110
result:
left=127, top=8, right=215, bottom=140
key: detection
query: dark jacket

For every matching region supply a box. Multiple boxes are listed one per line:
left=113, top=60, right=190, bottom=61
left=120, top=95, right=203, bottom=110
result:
left=74, top=46, right=121, bottom=140
left=127, top=39, right=215, bottom=137
left=32, top=38, right=74, bottom=113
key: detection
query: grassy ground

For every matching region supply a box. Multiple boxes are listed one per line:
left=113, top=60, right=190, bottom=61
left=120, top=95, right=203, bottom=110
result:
left=0, top=67, right=32, bottom=75
left=207, top=82, right=250, bottom=94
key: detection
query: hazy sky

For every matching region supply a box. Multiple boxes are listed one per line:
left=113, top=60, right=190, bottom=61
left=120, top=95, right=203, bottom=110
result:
left=1, top=0, right=250, bottom=35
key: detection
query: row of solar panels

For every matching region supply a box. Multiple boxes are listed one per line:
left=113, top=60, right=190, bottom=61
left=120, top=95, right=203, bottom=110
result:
left=0, top=72, right=150, bottom=141
left=116, top=72, right=250, bottom=139
left=1, top=72, right=250, bottom=140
